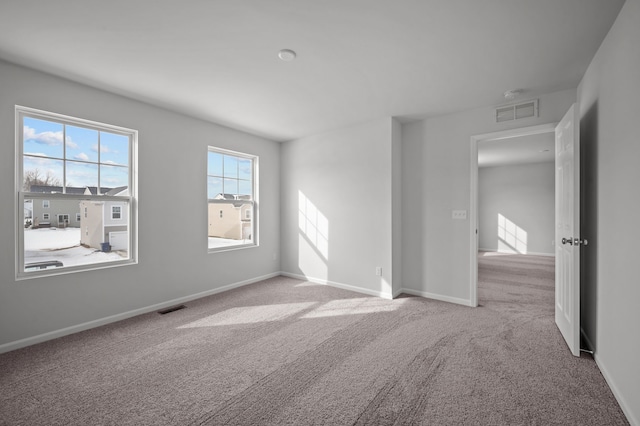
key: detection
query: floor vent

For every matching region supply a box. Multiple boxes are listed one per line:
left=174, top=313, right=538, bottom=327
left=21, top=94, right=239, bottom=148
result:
left=495, top=99, right=538, bottom=123
left=158, top=305, right=186, bottom=315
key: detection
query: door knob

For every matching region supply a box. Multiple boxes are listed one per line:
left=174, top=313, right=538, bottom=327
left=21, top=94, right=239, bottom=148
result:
left=561, top=237, right=573, bottom=245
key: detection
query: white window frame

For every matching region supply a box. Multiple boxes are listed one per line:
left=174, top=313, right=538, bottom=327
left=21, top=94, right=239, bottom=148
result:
left=207, top=146, right=258, bottom=253
left=42, top=200, right=49, bottom=208
left=15, top=105, right=138, bottom=279
left=42, top=213, right=50, bottom=221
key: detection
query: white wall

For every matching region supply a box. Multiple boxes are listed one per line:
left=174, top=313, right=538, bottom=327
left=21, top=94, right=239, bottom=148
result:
left=401, top=89, right=576, bottom=304
left=280, top=118, right=397, bottom=298
left=478, top=162, right=555, bottom=255
left=577, top=0, right=640, bottom=423
left=0, top=60, right=281, bottom=350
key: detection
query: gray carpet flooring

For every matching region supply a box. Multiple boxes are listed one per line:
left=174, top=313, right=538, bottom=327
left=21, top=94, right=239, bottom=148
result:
left=0, top=254, right=629, bottom=425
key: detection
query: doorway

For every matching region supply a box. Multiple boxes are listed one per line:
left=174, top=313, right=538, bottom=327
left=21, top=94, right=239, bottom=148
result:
left=469, top=123, right=557, bottom=307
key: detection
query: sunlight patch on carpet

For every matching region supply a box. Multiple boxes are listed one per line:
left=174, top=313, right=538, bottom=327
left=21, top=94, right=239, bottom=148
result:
left=302, top=297, right=408, bottom=318
left=178, top=302, right=316, bottom=328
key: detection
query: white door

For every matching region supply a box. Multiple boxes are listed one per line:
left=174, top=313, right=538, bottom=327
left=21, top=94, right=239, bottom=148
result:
left=555, top=103, right=582, bottom=357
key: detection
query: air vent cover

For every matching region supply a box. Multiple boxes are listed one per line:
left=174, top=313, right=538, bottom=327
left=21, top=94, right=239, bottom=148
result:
left=496, top=99, right=538, bottom=123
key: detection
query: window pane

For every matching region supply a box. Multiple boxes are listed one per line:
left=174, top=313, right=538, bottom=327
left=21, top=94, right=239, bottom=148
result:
left=223, top=155, right=238, bottom=178
left=208, top=151, right=223, bottom=176
left=23, top=198, right=130, bottom=272
left=100, top=132, right=129, bottom=166
left=208, top=176, right=223, bottom=199
left=208, top=201, right=253, bottom=249
left=23, top=117, right=64, bottom=159
left=66, top=125, right=99, bottom=162
left=100, top=164, right=129, bottom=192
left=238, top=179, right=252, bottom=197
left=66, top=161, right=99, bottom=189
left=238, top=158, right=252, bottom=180
left=23, top=157, right=64, bottom=192
left=223, top=178, right=238, bottom=196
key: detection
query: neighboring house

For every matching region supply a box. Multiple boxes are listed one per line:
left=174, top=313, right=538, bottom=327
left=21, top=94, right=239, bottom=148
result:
left=29, top=185, right=112, bottom=228
left=79, top=187, right=128, bottom=251
left=208, top=193, right=252, bottom=240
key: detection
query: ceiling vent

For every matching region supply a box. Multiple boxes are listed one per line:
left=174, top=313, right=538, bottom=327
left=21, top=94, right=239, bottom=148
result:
left=495, top=99, right=538, bottom=123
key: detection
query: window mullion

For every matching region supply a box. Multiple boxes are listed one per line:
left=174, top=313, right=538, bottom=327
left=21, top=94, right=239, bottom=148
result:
left=62, top=124, right=67, bottom=194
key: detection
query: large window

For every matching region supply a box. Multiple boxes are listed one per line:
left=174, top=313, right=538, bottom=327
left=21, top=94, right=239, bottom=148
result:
left=16, top=106, right=137, bottom=278
left=207, top=147, right=257, bottom=251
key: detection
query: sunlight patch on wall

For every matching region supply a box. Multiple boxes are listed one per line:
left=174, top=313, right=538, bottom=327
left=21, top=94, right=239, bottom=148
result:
left=497, top=213, right=528, bottom=254
left=177, top=302, right=316, bottom=328
left=302, top=297, right=407, bottom=319
left=299, top=191, right=329, bottom=260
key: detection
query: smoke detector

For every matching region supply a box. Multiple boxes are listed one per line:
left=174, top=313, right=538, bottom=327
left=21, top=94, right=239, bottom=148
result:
left=278, top=49, right=297, bottom=61
left=503, top=89, right=524, bottom=100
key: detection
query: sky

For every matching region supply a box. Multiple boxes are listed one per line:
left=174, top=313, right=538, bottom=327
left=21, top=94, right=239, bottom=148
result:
left=207, top=151, right=253, bottom=199
left=23, top=117, right=129, bottom=189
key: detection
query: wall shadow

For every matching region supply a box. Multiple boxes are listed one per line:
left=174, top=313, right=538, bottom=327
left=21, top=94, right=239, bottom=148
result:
left=580, top=100, right=598, bottom=351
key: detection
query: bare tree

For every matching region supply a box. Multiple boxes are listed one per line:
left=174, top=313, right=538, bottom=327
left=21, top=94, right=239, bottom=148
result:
left=23, top=169, right=62, bottom=191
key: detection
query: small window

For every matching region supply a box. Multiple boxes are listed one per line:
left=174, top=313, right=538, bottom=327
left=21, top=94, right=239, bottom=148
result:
left=43, top=213, right=49, bottom=220
left=76, top=213, right=81, bottom=222
left=112, top=206, right=122, bottom=220
left=207, top=147, right=257, bottom=251
left=43, top=200, right=50, bottom=208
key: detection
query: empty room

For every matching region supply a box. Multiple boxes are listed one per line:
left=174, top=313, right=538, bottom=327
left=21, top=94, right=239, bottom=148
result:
left=1, top=1, right=639, bottom=425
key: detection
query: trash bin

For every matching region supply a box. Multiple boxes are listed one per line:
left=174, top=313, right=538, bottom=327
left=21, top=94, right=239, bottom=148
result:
left=100, top=242, right=111, bottom=252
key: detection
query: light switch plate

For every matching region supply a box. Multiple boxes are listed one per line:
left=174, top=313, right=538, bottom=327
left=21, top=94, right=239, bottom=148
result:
left=452, top=210, right=467, bottom=220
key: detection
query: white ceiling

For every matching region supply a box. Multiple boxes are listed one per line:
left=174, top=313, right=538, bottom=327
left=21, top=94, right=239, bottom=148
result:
left=478, top=132, right=555, bottom=168
left=0, top=0, right=625, bottom=142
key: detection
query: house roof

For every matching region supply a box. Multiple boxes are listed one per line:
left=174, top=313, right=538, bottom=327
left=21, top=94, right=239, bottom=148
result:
left=104, top=186, right=128, bottom=196
left=213, top=193, right=251, bottom=201
left=29, top=185, right=121, bottom=195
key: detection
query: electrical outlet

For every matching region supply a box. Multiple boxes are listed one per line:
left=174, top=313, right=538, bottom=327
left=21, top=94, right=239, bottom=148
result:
left=452, top=210, right=467, bottom=220
left=375, top=267, right=382, bottom=276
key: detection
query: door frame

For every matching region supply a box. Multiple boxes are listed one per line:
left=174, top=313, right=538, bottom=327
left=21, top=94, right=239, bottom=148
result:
left=469, top=123, right=557, bottom=307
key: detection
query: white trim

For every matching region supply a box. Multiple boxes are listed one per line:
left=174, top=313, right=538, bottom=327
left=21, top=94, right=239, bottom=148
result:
left=581, top=330, right=638, bottom=424
left=470, top=123, right=557, bottom=308
left=280, top=271, right=394, bottom=300
left=0, top=272, right=280, bottom=354
left=400, top=288, right=474, bottom=307
left=593, top=353, right=639, bottom=426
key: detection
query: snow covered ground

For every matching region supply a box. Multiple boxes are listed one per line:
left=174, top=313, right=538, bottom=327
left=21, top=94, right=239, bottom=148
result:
left=23, top=228, right=248, bottom=271
left=208, top=236, right=253, bottom=249
left=24, top=228, right=125, bottom=269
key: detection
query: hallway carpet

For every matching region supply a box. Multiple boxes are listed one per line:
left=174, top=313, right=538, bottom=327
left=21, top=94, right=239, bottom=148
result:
left=0, top=257, right=629, bottom=425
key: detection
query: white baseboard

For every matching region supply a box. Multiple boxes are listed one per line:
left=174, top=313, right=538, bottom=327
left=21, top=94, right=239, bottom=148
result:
left=0, top=272, right=281, bottom=355
left=592, top=353, right=639, bottom=426
left=281, top=272, right=473, bottom=306
left=478, top=248, right=554, bottom=257
left=400, top=288, right=474, bottom=307
left=280, top=271, right=394, bottom=299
